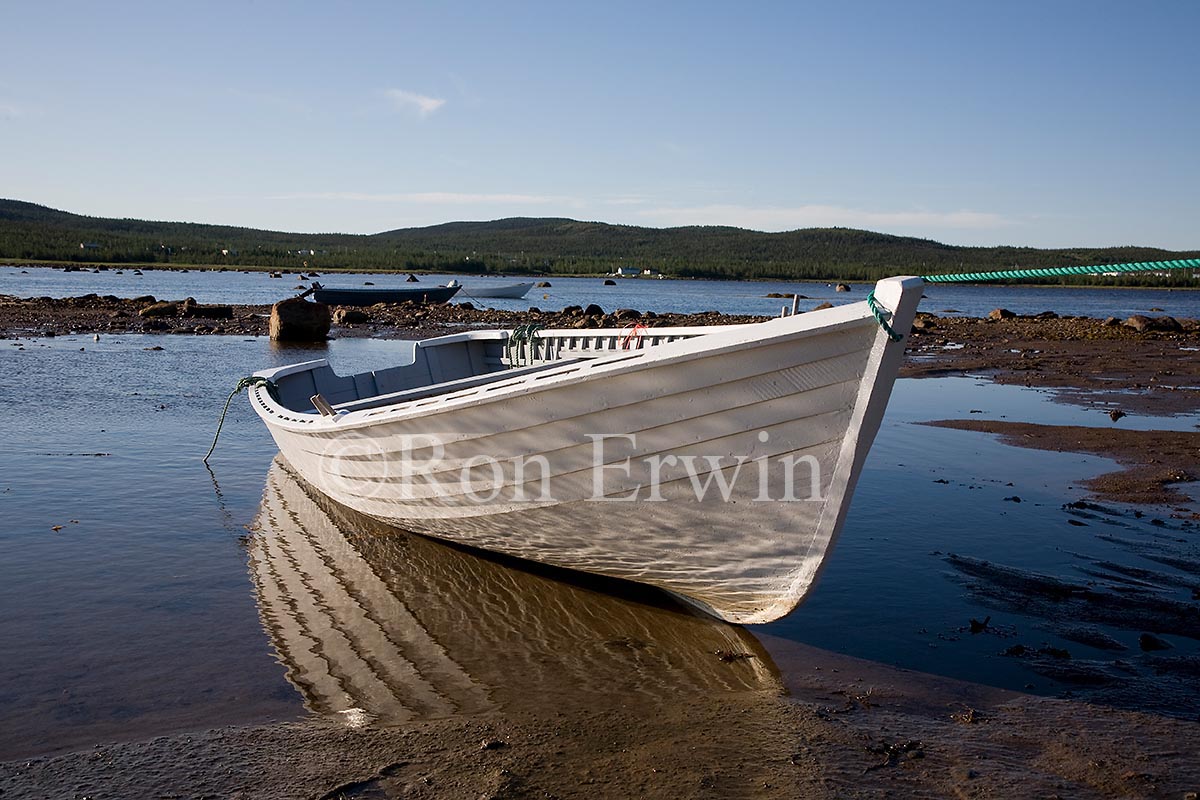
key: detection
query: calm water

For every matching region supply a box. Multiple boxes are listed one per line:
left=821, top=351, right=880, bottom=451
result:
left=1, top=264, right=1197, bottom=318
left=1, top=333, right=1196, bottom=760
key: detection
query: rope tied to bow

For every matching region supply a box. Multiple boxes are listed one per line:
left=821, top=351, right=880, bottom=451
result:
left=203, top=376, right=277, bottom=463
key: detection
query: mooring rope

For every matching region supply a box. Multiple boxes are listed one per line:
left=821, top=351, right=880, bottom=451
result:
left=203, top=376, right=277, bottom=463
left=865, top=291, right=904, bottom=342
left=864, top=258, right=1198, bottom=341
left=921, top=258, right=1200, bottom=283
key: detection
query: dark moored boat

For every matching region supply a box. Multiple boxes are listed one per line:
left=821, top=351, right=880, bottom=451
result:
left=310, top=283, right=461, bottom=306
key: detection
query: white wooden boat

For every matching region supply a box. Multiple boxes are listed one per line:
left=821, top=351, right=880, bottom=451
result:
left=455, top=280, right=535, bottom=299
left=247, top=276, right=923, bottom=623
left=249, top=459, right=779, bottom=724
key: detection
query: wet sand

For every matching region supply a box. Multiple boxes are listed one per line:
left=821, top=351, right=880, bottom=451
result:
left=2, top=295, right=1199, bottom=798
left=5, top=645, right=1199, bottom=799
left=924, top=421, right=1200, bottom=506
left=7, top=653, right=1200, bottom=799
left=903, top=311, right=1200, bottom=416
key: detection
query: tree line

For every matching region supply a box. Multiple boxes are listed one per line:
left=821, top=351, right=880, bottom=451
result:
left=1, top=199, right=1196, bottom=285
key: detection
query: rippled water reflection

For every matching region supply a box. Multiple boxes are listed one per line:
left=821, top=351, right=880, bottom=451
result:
left=251, top=460, right=778, bottom=725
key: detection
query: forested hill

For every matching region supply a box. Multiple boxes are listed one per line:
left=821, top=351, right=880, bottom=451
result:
left=2, top=199, right=1196, bottom=284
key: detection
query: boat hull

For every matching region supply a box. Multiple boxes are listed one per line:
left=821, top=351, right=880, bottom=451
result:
left=312, top=285, right=461, bottom=305
left=463, top=282, right=535, bottom=299
left=250, top=277, right=923, bottom=623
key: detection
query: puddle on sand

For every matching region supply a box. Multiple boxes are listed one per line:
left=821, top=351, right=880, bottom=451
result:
left=0, top=338, right=1196, bottom=761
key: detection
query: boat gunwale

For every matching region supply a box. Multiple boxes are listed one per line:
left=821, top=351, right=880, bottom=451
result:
left=250, top=302, right=882, bottom=433
left=249, top=281, right=918, bottom=433
left=292, top=336, right=877, bottom=467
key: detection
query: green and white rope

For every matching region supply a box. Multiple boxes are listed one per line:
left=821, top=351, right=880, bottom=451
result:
left=865, top=291, right=904, bottom=342
left=921, top=258, right=1200, bottom=283
left=864, top=258, right=1197, bottom=341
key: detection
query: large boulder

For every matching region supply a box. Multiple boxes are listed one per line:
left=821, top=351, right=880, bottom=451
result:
left=332, top=308, right=370, bottom=325
left=988, top=308, right=1016, bottom=320
left=178, top=298, right=234, bottom=319
left=200, top=305, right=233, bottom=319
left=270, top=297, right=330, bottom=341
left=1123, top=315, right=1182, bottom=333
left=911, top=316, right=936, bottom=331
left=139, top=301, right=178, bottom=317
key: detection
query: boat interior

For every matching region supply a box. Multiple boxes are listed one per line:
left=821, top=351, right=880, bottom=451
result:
left=264, top=326, right=742, bottom=416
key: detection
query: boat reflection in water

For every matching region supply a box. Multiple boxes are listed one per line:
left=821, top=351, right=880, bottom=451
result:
left=248, top=459, right=782, bottom=725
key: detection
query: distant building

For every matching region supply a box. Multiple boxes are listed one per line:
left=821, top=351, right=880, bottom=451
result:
left=80, top=242, right=101, bottom=250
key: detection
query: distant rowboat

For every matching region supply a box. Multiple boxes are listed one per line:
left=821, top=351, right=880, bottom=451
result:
left=248, top=276, right=923, bottom=623
left=455, top=281, right=535, bottom=299
left=310, top=283, right=461, bottom=306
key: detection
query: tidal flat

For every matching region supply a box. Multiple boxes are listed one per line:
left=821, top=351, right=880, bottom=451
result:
left=0, top=295, right=1197, bottom=798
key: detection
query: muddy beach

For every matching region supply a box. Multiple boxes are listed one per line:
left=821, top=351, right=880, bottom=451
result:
left=6, top=651, right=1200, bottom=799
left=2, top=293, right=1199, bottom=799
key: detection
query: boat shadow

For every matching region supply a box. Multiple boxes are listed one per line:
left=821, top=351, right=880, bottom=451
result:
left=247, top=458, right=783, bottom=725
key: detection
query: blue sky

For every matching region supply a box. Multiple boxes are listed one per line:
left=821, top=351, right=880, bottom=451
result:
left=2, top=1, right=1196, bottom=248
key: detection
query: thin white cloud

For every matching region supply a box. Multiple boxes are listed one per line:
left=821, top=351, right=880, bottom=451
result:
left=269, top=191, right=561, bottom=205
left=0, top=101, right=25, bottom=119
left=634, top=204, right=1011, bottom=232
left=383, top=89, right=446, bottom=117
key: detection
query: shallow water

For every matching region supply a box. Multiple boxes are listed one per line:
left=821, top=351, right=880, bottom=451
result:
left=1, top=264, right=1196, bottom=319
left=0, top=334, right=1196, bottom=760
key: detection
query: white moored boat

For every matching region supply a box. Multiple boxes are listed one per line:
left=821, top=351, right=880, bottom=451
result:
left=456, top=280, right=535, bottom=299
left=247, top=276, right=923, bottom=623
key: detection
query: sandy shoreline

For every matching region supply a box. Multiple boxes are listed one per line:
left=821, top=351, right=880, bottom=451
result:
left=3, top=293, right=1198, bottom=798
left=5, top=640, right=1198, bottom=799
